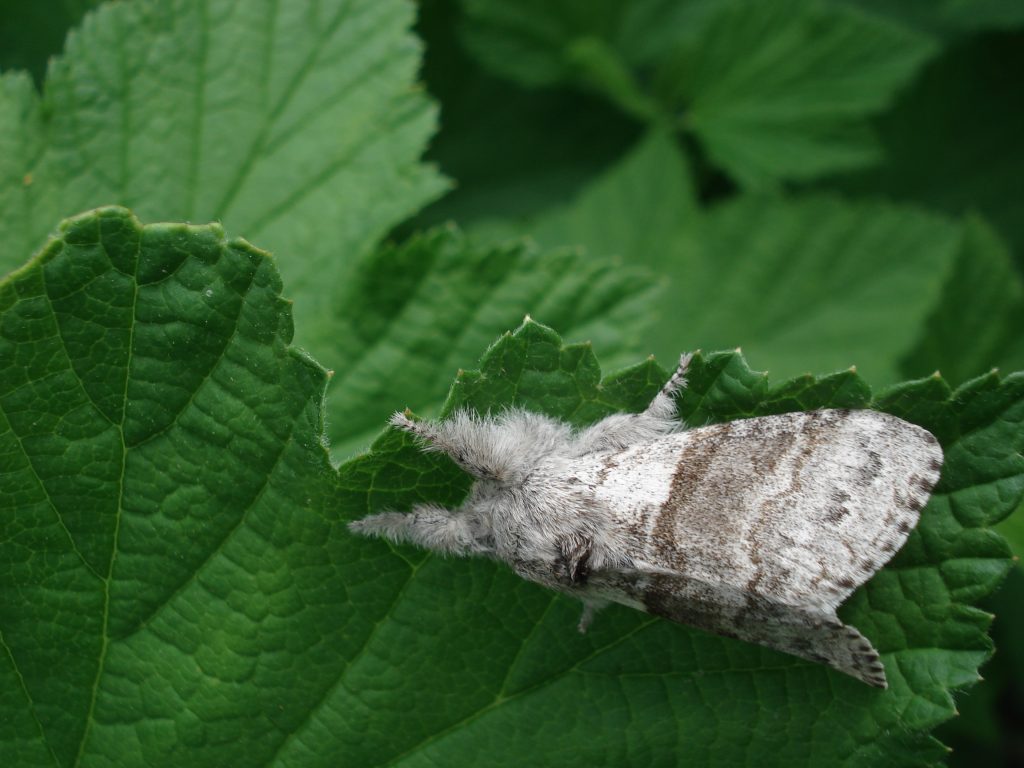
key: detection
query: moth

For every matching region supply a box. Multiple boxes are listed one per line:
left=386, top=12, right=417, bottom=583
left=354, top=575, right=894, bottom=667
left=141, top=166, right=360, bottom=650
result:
left=349, top=354, right=943, bottom=687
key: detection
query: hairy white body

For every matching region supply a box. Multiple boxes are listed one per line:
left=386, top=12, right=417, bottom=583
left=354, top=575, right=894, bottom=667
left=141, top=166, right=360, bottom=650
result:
left=349, top=355, right=943, bottom=687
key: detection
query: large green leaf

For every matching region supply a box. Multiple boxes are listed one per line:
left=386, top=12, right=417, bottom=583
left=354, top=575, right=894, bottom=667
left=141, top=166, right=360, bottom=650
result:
left=0, top=207, right=345, bottom=766
left=458, top=0, right=935, bottom=185
left=0, top=0, right=446, bottom=352
left=477, top=131, right=964, bottom=387
left=3, top=209, right=1021, bottom=765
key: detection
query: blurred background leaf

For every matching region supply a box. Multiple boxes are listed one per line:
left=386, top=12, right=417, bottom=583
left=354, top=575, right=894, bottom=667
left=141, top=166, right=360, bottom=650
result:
left=831, top=0, right=1024, bottom=39
left=459, top=0, right=937, bottom=185
left=324, top=227, right=659, bottom=459
left=471, top=132, right=967, bottom=384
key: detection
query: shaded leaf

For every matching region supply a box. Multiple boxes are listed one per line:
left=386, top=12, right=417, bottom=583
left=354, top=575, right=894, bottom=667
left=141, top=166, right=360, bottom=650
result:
left=663, top=0, right=936, bottom=185
left=458, top=0, right=704, bottom=90
left=413, top=0, right=641, bottom=230
left=832, top=0, right=1024, bottom=38
left=0, top=0, right=100, bottom=84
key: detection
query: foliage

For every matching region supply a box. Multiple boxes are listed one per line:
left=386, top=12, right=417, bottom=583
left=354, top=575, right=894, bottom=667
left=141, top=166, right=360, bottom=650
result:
left=1, top=0, right=1022, bottom=765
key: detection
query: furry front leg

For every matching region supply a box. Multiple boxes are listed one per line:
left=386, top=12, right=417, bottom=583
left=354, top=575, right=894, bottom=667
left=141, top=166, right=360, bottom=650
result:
left=578, top=598, right=609, bottom=633
left=644, top=352, right=692, bottom=421
left=349, top=505, right=480, bottom=555
left=570, top=353, right=692, bottom=455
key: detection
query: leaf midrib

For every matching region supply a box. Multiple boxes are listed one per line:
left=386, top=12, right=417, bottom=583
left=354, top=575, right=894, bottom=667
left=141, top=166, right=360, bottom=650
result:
left=73, top=228, right=140, bottom=767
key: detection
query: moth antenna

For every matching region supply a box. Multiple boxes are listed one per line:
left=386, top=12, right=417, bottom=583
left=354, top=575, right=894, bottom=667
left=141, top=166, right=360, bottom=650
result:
left=577, top=599, right=608, bottom=633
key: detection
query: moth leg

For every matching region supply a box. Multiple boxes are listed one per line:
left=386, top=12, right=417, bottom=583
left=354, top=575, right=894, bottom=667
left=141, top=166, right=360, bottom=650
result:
left=558, top=538, right=612, bottom=632
left=577, top=598, right=609, bottom=633
left=569, top=353, right=693, bottom=455
left=644, top=352, right=693, bottom=421
left=349, top=504, right=483, bottom=556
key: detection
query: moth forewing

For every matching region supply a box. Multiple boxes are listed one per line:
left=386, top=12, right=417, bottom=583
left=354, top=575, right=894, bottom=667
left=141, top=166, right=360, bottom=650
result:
left=572, top=409, right=942, bottom=687
left=588, top=410, right=941, bottom=609
left=349, top=353, right=943, bottom=688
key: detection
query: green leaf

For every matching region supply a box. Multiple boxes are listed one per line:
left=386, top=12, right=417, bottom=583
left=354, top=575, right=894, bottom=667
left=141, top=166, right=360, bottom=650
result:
left=900, top=217, right=1024, bottom=386
left=466, top=129, right=696, bottom=340
left=458, top=0, right=936, bottom=185
left=458, top=0, right=704, bottom=90
left=0, top=0, right=446, bottom=355
left=526, top=130, right=699, bottom=270
left=479, top=130, right=964, bottom=387
left=663, top=0, right=937, bottom=185
left=825, top=30, right=1024, bottom=265
left=679, top=197, right=952, bottom=385
left=324, top=226, right=660, bottom=460
left=0, top=207, right=346, bottom=766
left=3, top=214, right=1021, bottom=765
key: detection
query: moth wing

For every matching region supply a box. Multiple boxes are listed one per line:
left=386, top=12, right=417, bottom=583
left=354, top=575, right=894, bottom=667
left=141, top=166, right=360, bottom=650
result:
left=580, top=408, right=942, bottom=686
left=591, top=565, right=889, bottom=686
left=590, top=408, right=942, bottom=611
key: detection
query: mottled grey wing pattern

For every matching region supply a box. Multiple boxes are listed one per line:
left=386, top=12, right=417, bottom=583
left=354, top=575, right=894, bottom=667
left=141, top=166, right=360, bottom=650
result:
left=588, top=409, right=943, bottom=686
left=592, top=566, right=890, bottom=686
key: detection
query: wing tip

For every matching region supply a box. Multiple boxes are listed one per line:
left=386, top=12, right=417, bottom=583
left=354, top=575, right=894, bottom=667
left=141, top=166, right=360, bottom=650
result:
left=829, top=623, right=889, bottom=688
